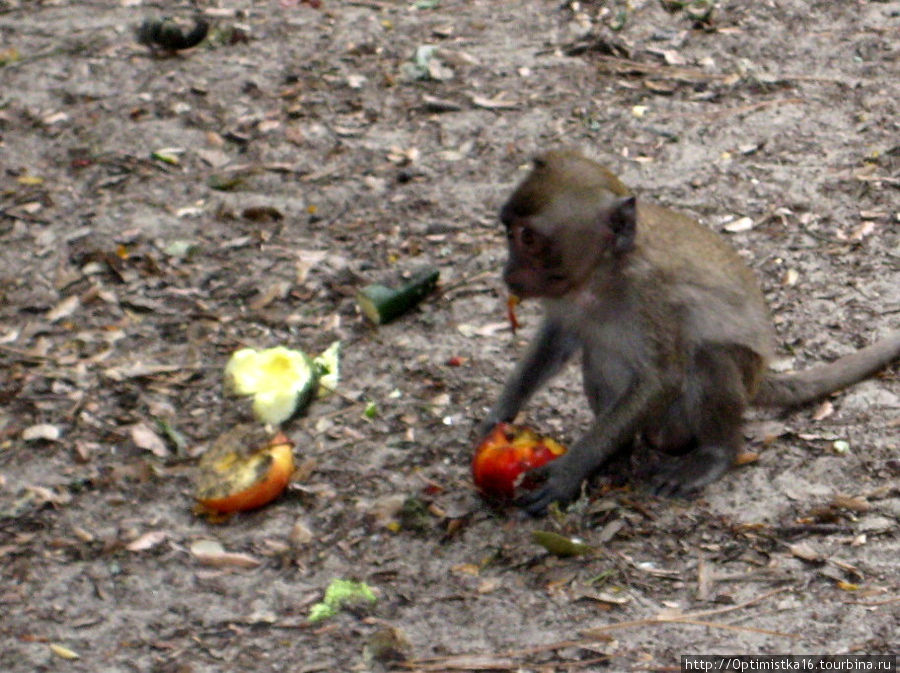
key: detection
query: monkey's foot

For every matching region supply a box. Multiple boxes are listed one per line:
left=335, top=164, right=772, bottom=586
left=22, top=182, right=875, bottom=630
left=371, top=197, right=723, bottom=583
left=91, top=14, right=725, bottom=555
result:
left=649, top=446, right=733, bottom=497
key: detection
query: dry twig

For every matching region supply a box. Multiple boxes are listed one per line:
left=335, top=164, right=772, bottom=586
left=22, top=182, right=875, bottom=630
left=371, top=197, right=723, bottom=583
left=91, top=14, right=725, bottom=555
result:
left=581, top=587, right=798, bottom=638
left=403, top=589, right=797, bottom=671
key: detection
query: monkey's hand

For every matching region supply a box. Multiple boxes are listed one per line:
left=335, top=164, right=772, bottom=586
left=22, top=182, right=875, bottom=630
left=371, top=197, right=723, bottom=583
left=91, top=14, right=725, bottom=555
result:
left=475, top=399, right=520, bottom=440
left=474, top=414, right=507, bottom=441
left=515, top=454, right=585, bottom=516
left=515, top=384, right=654, bottom=515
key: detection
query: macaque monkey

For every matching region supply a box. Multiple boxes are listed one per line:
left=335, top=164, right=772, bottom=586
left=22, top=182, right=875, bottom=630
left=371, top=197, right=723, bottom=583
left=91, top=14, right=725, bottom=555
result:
left=480, top=149, right=900, bottom=515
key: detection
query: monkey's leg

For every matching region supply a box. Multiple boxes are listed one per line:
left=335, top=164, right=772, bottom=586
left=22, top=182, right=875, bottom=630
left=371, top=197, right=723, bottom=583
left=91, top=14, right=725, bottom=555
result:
left=643, top=399, right=697, bottom=456
left=650, top=345, right=748, bottom=497
left=477, top=319, right=579, bottom=437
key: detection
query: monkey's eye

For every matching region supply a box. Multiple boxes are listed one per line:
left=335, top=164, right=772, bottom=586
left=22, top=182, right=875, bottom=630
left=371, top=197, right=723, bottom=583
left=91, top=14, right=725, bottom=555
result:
left=520, top=226, right=537, bottom=248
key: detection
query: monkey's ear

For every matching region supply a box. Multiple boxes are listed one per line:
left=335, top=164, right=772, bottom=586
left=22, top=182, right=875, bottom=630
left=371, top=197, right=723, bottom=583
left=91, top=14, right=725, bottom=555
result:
left=609, top=196, right=636, bottom=254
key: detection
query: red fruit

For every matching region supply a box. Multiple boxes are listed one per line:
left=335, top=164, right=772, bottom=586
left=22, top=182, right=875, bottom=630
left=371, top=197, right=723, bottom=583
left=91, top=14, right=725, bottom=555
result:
left=472, top=423, right=566, bottom=500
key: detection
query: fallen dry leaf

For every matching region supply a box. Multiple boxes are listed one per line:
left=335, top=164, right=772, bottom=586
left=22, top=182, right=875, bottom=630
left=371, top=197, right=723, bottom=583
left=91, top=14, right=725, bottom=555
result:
left=249, top=281, right=292, bottom=311
left=290, top=518, right=314, bottom=546
left=583, top=591, right=631, bottom=606
left=723, top=216, right=754, bottom=232
left=49, top=643, right=80, bottom=660
left=788, top=542, right=824, bottom=563
left=22, top=423, right=62, bottom=442
left=830, top=495, right=871, bottom=512
left=190, top=540, right=262, bottom=568
left=130, top=423, right=168, bottom=457
left=46, top=295, right=80, bottom=322
left=848, top=221, right=876, bottom=241
left=365, top=493, right=406, bottom=528
left=477, top=578, right=500, bottom=594
left=782, top=268, right=800, bottom=286
left=450, top=563, right=480, bottom=576
left=26, top=485, right=72, bottom=507
left=126, top=530, right=168, bottom=552
left=812, top=400, right=835, bottom=421
left=457, top=321, right=509, bottom=337
left=103, top=362, right=188, bottom=381
left=735, top=451, right=759, bottom=466
left=469, top=93, right=518, bottom=110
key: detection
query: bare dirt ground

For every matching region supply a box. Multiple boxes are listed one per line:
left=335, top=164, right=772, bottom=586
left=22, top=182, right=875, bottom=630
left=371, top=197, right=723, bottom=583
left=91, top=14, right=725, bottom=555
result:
left=1, top=1, right=898, bottom=671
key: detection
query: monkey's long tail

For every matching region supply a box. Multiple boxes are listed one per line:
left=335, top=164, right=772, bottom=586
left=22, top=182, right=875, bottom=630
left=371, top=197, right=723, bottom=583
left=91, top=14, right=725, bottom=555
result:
left=755, top=330, right=900, bottom=407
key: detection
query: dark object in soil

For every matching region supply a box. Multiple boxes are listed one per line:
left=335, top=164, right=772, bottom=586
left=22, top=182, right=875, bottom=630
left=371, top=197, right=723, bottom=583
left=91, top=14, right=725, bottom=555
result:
left=135, top=16, right=209, bottom=53
left=479, top=148, right=900, bottom=516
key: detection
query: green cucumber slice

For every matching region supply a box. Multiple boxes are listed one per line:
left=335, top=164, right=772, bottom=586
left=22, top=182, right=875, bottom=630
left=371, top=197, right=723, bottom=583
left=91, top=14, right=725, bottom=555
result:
left=356, top=267, right=439, bottom=325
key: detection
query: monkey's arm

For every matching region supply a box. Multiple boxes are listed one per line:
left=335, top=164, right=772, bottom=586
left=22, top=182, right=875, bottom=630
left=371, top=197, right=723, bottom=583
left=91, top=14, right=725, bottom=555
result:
left=477, top=319, right=579, bottom=437
left=517, top=377, right=664, bottom=515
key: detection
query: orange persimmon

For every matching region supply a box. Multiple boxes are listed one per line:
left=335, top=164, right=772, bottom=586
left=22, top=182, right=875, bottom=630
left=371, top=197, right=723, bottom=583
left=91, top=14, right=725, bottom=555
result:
left=196, top=428, right=295, bottom=514
left=472, top=423, right=566, bottom=501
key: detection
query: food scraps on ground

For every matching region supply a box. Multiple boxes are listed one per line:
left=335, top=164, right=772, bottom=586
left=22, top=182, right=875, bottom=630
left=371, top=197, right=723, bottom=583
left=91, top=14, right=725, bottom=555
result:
left=356, top=267, right=439, bottom=325
left=472, top=423, right=567, bottom=501
left=314, top=340, right=341, bottom=397
left=195, top=426, right=295, bottom=515
left=225, top=343, right=340, bottom=425
left=308, top=579, right=377, bottom=623
left=135, top=16, right=209, bottom=52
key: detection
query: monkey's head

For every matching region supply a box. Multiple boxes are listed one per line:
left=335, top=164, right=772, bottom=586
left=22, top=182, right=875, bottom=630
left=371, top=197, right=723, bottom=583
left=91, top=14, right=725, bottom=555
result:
left=499, top=150, right=637, bottom=299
